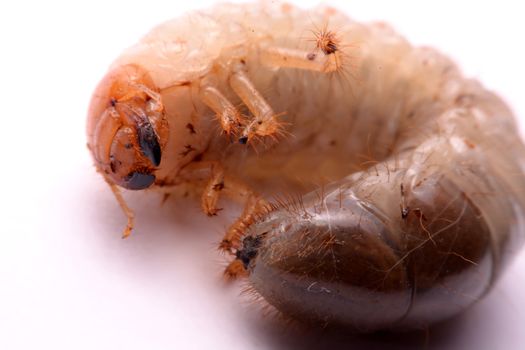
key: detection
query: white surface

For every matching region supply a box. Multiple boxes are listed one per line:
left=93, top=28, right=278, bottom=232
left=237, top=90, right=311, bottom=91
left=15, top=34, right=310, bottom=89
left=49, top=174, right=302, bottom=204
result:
left=1, top=1, right=525, bottom=349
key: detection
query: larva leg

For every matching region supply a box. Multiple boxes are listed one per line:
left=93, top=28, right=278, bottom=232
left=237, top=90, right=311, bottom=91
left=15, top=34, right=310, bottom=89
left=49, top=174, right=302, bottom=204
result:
left=219, top=193, right=268, bottom=253
left=175, top=160, right=226, bottom=216
left=224, top=259, right=248, bottom=280
left=223, top=193, right=268, bottom=279
left=203, top=170, right=270, bottom=249
left=106, top=180, right=135, bottom=238
left=201, top=162, right=226, bottom=216
left=179, top=161, right=269, bottom=243
left=229, top=65, right=282, bottom=143
left=199, top=84, right=243, bottom=135
left=260, top=46, right=342, bottom=73
left=227, top=36, right=344, bottom=143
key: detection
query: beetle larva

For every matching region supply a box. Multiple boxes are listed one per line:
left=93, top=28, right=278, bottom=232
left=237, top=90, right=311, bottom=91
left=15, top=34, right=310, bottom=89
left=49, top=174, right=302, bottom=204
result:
left=87, top=2, right=525, bottom=331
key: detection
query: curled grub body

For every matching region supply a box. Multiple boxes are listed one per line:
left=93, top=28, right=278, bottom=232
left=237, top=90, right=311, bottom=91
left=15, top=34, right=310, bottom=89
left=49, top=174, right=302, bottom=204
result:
left=87, top=3, right=525, bottom=331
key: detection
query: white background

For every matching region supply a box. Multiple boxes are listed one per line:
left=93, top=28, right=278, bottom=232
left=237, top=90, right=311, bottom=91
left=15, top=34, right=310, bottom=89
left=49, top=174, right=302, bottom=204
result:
left=1, top=1, right=525, bottom=349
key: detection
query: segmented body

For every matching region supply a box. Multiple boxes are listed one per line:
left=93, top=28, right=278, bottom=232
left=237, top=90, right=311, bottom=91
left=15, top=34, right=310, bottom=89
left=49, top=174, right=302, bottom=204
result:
left=87, top=2, right=525, bottom=331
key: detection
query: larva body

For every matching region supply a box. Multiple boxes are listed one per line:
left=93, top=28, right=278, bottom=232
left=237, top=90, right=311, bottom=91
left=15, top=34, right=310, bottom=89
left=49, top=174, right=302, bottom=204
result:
left=87, top=2, right=525, bottom=331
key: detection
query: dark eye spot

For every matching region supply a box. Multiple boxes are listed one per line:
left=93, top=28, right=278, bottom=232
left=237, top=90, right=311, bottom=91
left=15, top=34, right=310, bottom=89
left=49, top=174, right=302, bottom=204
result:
left=136, top=123, right=162, bottom=166
left=117, top=101, right=163, bottom=167
left=124, top=171, right=156, bottom=190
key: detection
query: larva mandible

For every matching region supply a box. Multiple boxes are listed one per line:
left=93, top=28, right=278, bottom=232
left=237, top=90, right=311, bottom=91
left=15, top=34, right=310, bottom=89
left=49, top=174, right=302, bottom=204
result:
left=86, top=2, right=525, bottom=331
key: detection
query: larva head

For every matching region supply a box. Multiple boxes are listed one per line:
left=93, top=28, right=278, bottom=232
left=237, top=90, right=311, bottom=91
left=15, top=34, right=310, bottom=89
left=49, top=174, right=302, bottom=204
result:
left=87, top=64, right=169, bottom=190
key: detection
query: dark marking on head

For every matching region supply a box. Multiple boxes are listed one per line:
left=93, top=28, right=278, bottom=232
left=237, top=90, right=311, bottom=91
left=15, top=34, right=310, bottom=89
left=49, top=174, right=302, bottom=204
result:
left=213, top=181, right=224, bottom=191
left=119, top=102, right=163, bottom=167
left=186, top=123, right=196, bottom=134
left=110, top=156, right=116, bottom=173
left=124, top=171, right=156, bottom=190
left=236, top=233, right=267, bottom=269
left=180, top=144, right=196, bottom=157
left=136, top=122, right=162, bottom=166
left=154, top=178, right=176, bottom=187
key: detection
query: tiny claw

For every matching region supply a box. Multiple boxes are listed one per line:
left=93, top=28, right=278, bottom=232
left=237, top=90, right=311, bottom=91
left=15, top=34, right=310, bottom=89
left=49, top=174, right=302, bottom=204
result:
left=206, top=207, right=223, bottom=216
left=122, top=225, right=132, bottom=239
left=239, top=136, right=248, bottom=144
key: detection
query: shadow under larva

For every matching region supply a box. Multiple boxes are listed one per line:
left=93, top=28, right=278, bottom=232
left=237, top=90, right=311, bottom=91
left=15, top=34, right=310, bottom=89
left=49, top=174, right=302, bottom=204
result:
left=86, top=2, right=525, bottom=332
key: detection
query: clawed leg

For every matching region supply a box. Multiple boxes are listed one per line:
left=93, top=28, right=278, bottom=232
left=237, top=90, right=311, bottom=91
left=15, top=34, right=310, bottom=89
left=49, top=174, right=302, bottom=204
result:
left=198, top=32, right=345, bottom=144
left=201, top=162, right=226, bottom=216
left=222, top=193, right=268, bottom=280
left=199, top=84, right=243, bottom=135
left=229, top=65, right=283, bottom=144
left=260, top=46, right=343, bottom=73
left=221, top=188, right=269, bottom=280
left=201, top=164, right=269, bottom=252
left=219, top=192, right=269, bottom=253
left=199, top=74, right=281, bottom=144
left=180, top=161, right=269, bottom=241
left=227, top=41, right=345, bottom=143
left=259, top=26, right=345, bottom=73
left=175, top=160, right=227, bottom=216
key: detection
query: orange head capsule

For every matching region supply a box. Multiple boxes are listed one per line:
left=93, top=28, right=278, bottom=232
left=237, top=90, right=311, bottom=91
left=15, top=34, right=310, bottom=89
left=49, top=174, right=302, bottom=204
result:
left=87, top=64, right=169, bottom=190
